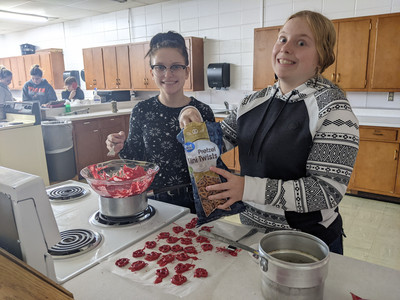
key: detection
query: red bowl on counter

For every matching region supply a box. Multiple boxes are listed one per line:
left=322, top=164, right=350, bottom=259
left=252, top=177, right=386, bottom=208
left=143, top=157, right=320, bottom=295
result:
left=80, top=159, right=159, bottom=198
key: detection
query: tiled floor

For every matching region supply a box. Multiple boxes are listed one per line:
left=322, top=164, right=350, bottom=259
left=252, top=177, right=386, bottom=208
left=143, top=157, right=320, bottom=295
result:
left=224, top=195, right=400, bottom=271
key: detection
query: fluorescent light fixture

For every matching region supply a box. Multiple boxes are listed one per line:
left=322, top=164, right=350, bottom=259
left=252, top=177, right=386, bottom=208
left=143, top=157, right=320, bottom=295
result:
left=0, top=10, right=48, bottom=23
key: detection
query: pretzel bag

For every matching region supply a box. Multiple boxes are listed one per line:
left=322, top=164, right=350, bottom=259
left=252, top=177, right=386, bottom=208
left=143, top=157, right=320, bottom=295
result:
left=177, top=121, right=245, bottom=226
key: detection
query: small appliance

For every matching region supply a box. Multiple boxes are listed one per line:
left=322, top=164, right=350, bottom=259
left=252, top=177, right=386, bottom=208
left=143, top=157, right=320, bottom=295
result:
left=0, top=101, right=41, bottom=130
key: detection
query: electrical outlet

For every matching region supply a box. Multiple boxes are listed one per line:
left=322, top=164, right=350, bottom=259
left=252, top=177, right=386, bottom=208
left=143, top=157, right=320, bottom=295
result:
left=388, top=92, right=394, bottom=101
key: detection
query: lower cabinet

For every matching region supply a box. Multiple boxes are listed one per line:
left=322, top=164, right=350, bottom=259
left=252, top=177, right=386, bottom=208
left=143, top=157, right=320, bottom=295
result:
left=72, top=114, right=130, bottom=176
left=348, top=126, right=400, bottom=200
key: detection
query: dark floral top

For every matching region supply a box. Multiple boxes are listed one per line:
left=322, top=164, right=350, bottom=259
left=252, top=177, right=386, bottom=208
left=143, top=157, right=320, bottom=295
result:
left=119, top=96, right=214, bottom=190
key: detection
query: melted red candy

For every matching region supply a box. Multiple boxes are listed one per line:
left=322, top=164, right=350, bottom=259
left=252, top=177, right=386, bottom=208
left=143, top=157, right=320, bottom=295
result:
left=200, top=226, right=213, bottom=232
left=171, top=245, right=184, bottom=252
left=175, top=252, right=198, bottom=261
left=183, top=246, right=198, bottom=254
left=166, top=236, right=179, bottom=244
left=115, top=258, right=130, bottom=267
left=201, top=244, right=213, bottom=251
left=159, top=245, right=171, bottom=253
left=180, top=238, right=193, bottom=245
left=154, top=267, right=169, bottom=284
left=185, top=218, right=198, bottom=229
left=145, top=241, right=157, bottom=249
left=184, top=230, right=197, bottom=237
left=196, top=236, right=209, bottom=243
left=144, top=251, right=161, bottom=261
left=194, top=268, right=208, bottom=278
left=216, top=247, right=239, bottom=257
left=157, top=254, right=175, bottom=267
left=132, top=249, right=145, bottom=257
left=129, top=260, right=147, bottom=272
left=172, top=226, right=185, bottom=234
left=158, top=232, right=170, bottom=239
left=174, top=263, right=195, bottom=274
left=171, top=274, right=187, bottom=286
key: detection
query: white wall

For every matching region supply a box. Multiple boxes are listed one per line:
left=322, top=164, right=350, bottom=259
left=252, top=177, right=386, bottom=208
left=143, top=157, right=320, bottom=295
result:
left=1, top=0, right=400, bottom=109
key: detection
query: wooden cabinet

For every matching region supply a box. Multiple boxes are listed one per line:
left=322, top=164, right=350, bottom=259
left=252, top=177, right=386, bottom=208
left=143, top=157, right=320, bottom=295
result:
left=128, top=42, right=157, bottom=90
left=183, top=37, right=204, bottom=91
left=37, top=50, right=65, bottom=89
left=82, top=47, right=106, bottom=90
left=72, top=114, right=129, bottom=175
left=369, top=13, right=400, bottom=91
left=9, top=56, right=26, bottom=90
left=348, top=126, right=400, bottom=200
left=129, top=37, right=204, bottom=91
left=2, top=50, right=65, bottom=90
left=216, top=117, right=240, bottom=173
left=323, top=19, right=371, bottom=90
left=102, top=45, right=131, bottom=90
left=254, top=13, right=400, bottom=92
left=253, top=26, right=279, bottom=90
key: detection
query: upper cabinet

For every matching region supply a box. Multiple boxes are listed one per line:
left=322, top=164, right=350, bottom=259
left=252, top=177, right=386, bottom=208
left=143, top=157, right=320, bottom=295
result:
left=1, top=50, right=65, bottom=90
left=82, top=47, right=105, bottom=90
left=369, top=14, right=400, bottom=91
left=253, top=26, right=280, bottom=90
left=253, top=13, right=400, bottom=92
left=128, top=42, right=158, bottom=90
left=102, top=45, right=131, bottom=90
left=322, top=19, right=371, bottom=91
left=128, top=37, right=204, bottom=91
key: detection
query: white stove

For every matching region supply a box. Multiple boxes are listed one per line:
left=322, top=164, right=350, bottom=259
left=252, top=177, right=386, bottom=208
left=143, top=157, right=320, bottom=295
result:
left=0, top=168, right=189, bottom=284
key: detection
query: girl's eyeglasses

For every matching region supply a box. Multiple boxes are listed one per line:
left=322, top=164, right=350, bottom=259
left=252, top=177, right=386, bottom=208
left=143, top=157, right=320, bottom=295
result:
left=151, top=64, right=187, bottom=76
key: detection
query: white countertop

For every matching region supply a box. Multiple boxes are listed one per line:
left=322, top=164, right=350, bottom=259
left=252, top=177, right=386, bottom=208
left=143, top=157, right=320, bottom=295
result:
left=43, top=102, right=400, bottom=128
left=63, top=214, right=400, bottom=300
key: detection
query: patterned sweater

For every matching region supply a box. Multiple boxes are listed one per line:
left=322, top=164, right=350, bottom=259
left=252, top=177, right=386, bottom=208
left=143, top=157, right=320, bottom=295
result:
left=119, top=96, right=214, bottom=191
left=220, top=76, right=359, bottom=244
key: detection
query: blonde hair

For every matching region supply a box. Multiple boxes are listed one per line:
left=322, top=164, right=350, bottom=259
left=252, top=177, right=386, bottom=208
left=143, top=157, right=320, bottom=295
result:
left=286, top=10, right=336, bottom=73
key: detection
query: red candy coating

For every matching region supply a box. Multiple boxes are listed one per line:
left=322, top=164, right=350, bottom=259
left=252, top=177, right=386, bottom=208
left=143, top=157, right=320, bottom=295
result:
left=194, top=268, right=208, bottom=278
left=174, top=263, right=195, bottom=274
left=159, top=245, right=171, bottom=253
left=180, top=238, right=193, bottom=245
left=115, top=258, right=130, bottom=267
left=145, top=241, right=157, bottom=249
left=201, top=244, right=213, bottom=251
left=129, top=260, right=147, bottom=272
left=132, top=249, right=145, bottom=257
left=157, top=254, right=175, bottom=267
left=144, top=251, right=161, bottom=261
left=172, top=226, right=185, bottom=234
left=171, top=274, right=187, bottom=286
left=171, top=245, right=184, bottom=252
left=166, top=236, right=179, bottom=244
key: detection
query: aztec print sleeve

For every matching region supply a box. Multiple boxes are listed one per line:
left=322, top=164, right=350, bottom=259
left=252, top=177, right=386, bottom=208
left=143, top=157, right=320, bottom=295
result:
left=243, top=97, right=359, bottom=213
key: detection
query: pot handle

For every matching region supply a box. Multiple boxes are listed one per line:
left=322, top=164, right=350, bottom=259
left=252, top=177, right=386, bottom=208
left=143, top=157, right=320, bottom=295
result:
left=260, top=257, right=268, bottom=272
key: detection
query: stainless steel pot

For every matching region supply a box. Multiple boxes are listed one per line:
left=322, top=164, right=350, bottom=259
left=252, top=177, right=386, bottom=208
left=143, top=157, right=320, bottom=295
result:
left=258, top=230, right=330, bottom=300
left=99, top=193, right=148, bottom=217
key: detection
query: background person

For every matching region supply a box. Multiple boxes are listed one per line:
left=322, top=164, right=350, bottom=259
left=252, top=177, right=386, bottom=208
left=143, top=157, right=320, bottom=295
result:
left=22, top=64, right=57, bottom=105
left=0, top=66, right=13, bottom=105
left=61, top=76, right=84, bottom=100
left=179, top=11, right=359, bottom=254
left=106, top=31, right=214, bottom=213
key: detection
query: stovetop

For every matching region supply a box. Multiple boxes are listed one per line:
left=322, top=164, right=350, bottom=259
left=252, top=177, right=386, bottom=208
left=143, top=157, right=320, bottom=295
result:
left=48, top=180, right=189, bottom=284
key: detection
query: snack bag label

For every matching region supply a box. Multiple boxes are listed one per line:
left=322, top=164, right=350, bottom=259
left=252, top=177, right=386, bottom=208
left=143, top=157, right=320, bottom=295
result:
left=177, top=121, right=245, bottom=226
left=183, top=122, right=225, bottom=217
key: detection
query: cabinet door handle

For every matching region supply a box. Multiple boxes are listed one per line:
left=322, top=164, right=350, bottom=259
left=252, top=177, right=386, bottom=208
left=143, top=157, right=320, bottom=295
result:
left=93, top=129, right=99, bottom=133
left=395, top=149, right=399, bottom=160
left=373, top=131, right=383, bottom=136
left=83, top=122, right=91, bottom=125
left=331, top=73, right=335, bottom=82
left=336, top=73, right=340, bottom=83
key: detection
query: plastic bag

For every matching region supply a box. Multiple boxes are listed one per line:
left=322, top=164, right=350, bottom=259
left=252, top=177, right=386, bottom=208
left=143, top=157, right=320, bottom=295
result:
left=177, top=121, right=245, bottom=226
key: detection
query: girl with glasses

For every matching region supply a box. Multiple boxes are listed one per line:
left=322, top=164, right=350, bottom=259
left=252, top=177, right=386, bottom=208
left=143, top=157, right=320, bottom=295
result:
left=106, top=31, right=215, bottom=213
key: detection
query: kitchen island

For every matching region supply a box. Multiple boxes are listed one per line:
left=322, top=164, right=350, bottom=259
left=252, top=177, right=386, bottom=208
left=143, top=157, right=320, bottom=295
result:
left=62, top=214, right=400, bottom=300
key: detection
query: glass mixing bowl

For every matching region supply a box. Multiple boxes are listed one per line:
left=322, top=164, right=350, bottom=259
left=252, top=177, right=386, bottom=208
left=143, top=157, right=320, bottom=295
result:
left=80, top=159, right=159, bottom=198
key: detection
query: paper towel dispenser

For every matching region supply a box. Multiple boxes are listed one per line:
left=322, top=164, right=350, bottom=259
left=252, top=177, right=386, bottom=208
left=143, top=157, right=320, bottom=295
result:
left=207, top=63, right=230, bottom=89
